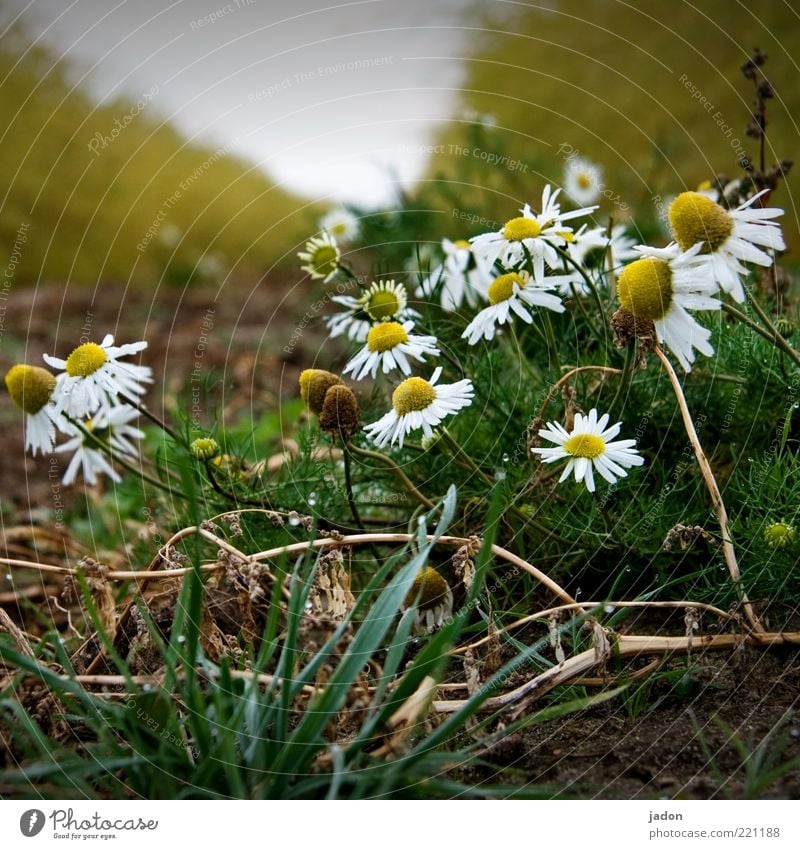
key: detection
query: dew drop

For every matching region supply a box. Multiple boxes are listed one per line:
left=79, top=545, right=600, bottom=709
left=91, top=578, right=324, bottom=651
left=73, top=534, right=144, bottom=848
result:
left=308, top=492, right=317, bottom=507
left=494, top=470, right=507, bottom=481
left=502, top=453, right=510, bottom=463
left=604, top=604, right=615, bottom=614
left=288, top=512, right=301, bottom=527
left=4, top=574, right=12, bottom=582
left=176, top=635, right=186, bottom=644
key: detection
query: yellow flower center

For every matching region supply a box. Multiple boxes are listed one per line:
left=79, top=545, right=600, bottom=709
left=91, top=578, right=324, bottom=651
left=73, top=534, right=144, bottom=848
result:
left=577, top=173, right=592, bottom=189
left=364, top=288, right=402, bottom=320
left=367, top=321, right=408, bottom=353
left=65, top=343, right=107, bottom=377
left=4, top=364, right=56, bottom=415
left=503, top=216, right=542, bottom=241
left=617, top=258, right=673, bottom=321
left=392, top=376, right=436, bottom=415
left=764, top=521, right=795, bottom=548
left=668, top=191, right=733, bottom=253
left=564, top=433, right=606, bottom=459
left=405, top=566, right=449, bottom=610
left=453, top=239, right=471, bottom=249
left=557, top=230, right=575, bottom=243
left=311, top=244, right=339, bottom=276
left=488, top=272, right=525, bottom=305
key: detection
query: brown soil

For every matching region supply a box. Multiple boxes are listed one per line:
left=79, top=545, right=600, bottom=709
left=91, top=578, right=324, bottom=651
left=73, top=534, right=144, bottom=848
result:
left=461, top=648, right=800, bottom=799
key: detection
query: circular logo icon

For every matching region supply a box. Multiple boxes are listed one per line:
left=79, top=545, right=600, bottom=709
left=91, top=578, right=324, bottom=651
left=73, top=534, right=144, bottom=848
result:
left=20, top=810, right=46, bottom=837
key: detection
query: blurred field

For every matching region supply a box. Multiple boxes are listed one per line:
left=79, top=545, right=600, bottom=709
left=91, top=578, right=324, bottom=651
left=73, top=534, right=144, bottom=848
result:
left=0, top=33, right=314, bottom=287
left=423, top=0, right=799, bottom=252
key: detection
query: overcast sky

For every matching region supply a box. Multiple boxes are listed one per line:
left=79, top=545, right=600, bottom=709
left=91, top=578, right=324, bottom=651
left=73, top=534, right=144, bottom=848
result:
left=1, top=0, right=515, bottom=205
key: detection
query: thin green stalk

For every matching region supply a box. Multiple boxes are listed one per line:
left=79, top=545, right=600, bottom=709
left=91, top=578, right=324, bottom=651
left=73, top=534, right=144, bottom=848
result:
left=67, top=418, right=187, bottom=499
left=745, top=286, right=800, bottom=367
left=553, top=244, right=608, bottom=326
left=348, top=443, right=434, bottom=509
left=121, top=395, right=184, bottom=446
left=342, top=443, right=366, bottom=531
left=542, top=311, right=562, bottom=376
left=608, top=343, right=635, bottom=417
left=722, top=302, right=800, bottom=369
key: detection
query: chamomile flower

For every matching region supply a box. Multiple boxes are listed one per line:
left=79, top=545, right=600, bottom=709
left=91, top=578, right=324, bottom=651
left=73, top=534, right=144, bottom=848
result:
left=616, top=244, right=721, bottom=372
left=532, top=408, right=644, bottom=493
left=320, top=207, right=359, bottom=243
left=402, top=566, right=454, bottom=633
left=43, top=334, right=152, bottom=419
left=298, top=232, right=341, bottom=282
left=564, top=157, right=603, bottom=206
left=57, top=404, right=143, bottom=486
left=461, top=270, right=567, bottom=345
left=764, top=520, right=795, bottom=549
left=4, top=364, right=66, bottom=456
left=470, top=186, right=597, bottom=281
left=668, top=189, right=785, bottom=302
left=364, top=366, right=473, bottom=448
left=342, top=321, right=439, bottom=381
left=416, top=238, right=492, bottom=311
left=325, top=280, right=418, bottom=343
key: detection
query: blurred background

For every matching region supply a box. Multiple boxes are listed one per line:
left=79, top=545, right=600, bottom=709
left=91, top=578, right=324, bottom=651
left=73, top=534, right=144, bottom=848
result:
left=1, top=0, right=797, bottom=288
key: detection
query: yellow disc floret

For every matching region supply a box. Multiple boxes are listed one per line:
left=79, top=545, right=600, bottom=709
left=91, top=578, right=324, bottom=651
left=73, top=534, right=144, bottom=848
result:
left=617, top=258, right=673, bottom=321
left=392, top=377, right=436, bottom=415
left=503, top=216, right=542, bottom=242
left=310, top=244, right=339, bottom=277
left=365, top=290, right=400, bottom=320
left=190, top=437, right=220, bottom=461
left=564, top=433, right=606, bottom=459
left=577, top=173, right=592, bottom=190
left=367, top=322, right=408, bottom=353
left=453, top=239, right=471, bottom=249
left=5, top=364, right=56, bottom=415
left=764, top=521, right=795, bottom=549
left=404, top=566, right=449, bottom=610
left=488, top=272, right=525, bottom=305
left=668, top=191, right=733, bottom=253
left=65, top=342, right=107, bottom=377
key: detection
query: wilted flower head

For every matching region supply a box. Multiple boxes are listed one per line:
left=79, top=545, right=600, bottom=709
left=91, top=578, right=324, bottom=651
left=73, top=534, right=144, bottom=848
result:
left=299, top=369, right=343, bottom=415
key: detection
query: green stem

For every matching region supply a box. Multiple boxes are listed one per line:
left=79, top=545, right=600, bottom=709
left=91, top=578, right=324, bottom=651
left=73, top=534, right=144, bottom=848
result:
left=553, top=244, right=608, bottom=325
left=342, top=443, right=366, bottom=531
left=722, top=302, right=800, bottom=369
left=68, top=418, right=187, bottom=499
left=122, top=395, right=184, bottom=445
left=746, top=286, right=800, bottom=366
left=542, top=311, right=562, bottom=376
left=608, top=343, right=635, bottom=417
left=348, top=443, right=435, bottom=509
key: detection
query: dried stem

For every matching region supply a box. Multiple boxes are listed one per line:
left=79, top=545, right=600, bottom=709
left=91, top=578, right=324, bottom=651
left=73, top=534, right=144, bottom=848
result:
left=654, top=346, right=763, bottom=632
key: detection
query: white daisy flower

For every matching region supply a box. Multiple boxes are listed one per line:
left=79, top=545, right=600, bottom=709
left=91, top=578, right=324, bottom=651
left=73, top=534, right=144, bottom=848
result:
left=43, top=334, right=152, bottom=419
left=617, top=244, right=721, bottom=372
left=364, top=366, right=473, bottom=448
left=56, top=404, right=143, bottom=486
left=325, top=280, right=418, bottom=343
left=564, top=157, right=603, bottom=206
left=416, top=238, right=493, bottom=311
left=342, top=320, right=439, bottom=381
left=4, top=364, right=68, bottom=456
left=668, top=189, right=785, bottom=303
left=402, top=566, right=454, bottom=633
left=461, top=270, right=567, bottom=346
left=532, top=408, right=644, bottom=493
left=470, top=186, right=598, bottom=281
left=298, top=232, right=341, bottom=282
left=320, top=207, right=359, bottom=243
